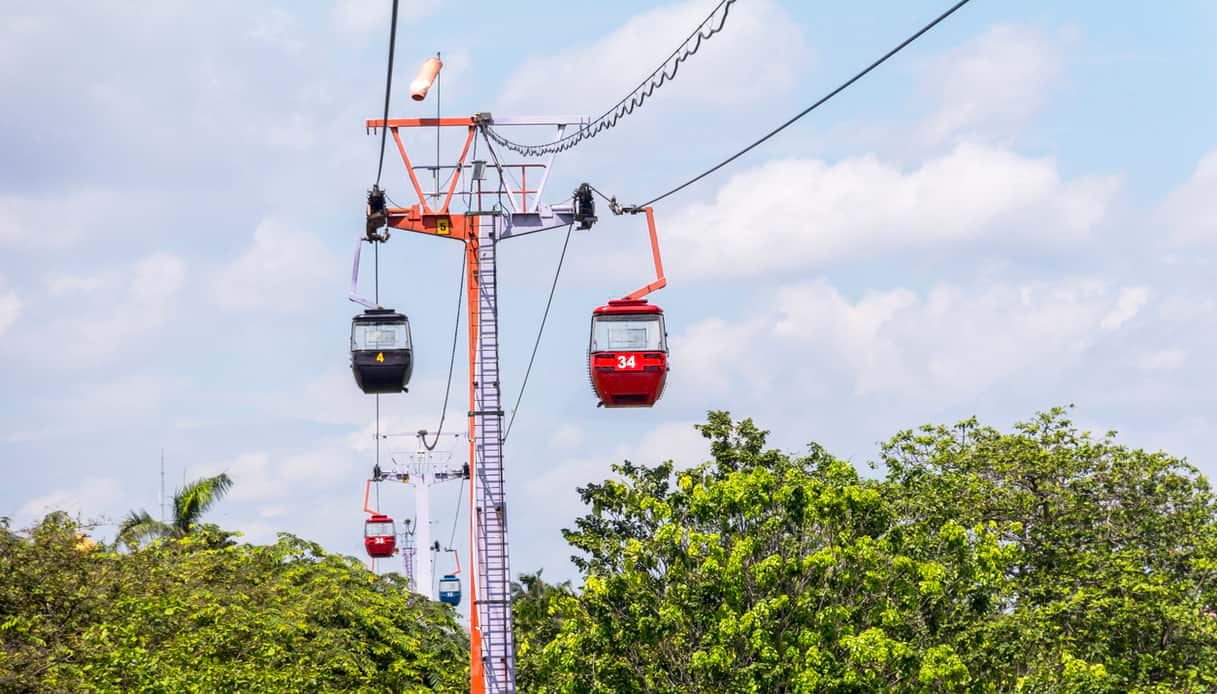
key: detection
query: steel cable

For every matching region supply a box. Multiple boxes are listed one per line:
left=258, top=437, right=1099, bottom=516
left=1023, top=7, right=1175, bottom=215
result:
left=633, top=0, right=976, bottom=208
left=374, top=0, right=400, bottom=186
left=484, top=0, right=738, bottom=156
left=422, top=254, right=465, bottom=451
left=503, top=221, right=575, bottom=441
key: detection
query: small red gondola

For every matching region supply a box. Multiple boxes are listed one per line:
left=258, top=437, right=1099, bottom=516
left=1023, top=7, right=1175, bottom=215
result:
left=364, top=514, right=397, bottom=558
left=589, top=299, right=668, bottom=407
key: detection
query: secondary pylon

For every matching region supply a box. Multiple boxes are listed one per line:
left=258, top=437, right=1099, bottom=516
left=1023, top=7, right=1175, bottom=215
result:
left=374, top=431, right=466, bottom=596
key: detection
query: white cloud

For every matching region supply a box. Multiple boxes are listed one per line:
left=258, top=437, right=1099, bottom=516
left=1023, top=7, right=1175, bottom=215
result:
left=668, top=315, right=769, bottom=399
left=771, top=277, right=1148, bottom=400
left=1135, top=348, right=1186, bottom=371
left=46, top=270, right=121, bottom=296
left=548, top=423, right=583, bottom=450
left=0, top=190, right=121, bottom=249
left=197, top=442, right=365, bottom=508
left=332, top=0, right=447, bottom=35
left=211, top=220, right=338, bottom=312
left=63, top=373, right=166, bottom=422
left=665, top=143, right=1120, bottom=280
left=246, top=8, right=303, bottom=54
left=523, top=419, right=709, bottom=520
left=0, top=289, right=20, bottom=336
left=921, top=25, right=1063, bottom=144
left=1159, top=148, right=1217, bottom=245
left=498, top=0, right=807, bottom=114
left=16, top=477, right=123, bottom=526
left=12, top=252, right=186, bottom=365
left=1100, top=287, right=1149, bottom=330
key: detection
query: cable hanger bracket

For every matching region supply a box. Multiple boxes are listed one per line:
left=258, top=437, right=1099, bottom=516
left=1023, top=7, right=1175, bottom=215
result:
left=366, top=185, right=390, bottom=242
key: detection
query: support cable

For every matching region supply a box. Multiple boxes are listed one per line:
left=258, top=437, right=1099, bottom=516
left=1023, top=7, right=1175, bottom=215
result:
left=447, top=480, right=464, bottom=549
left=422, top=254, right=465, bottom=451
left=484, top=0, right=737, bottom=156
left=421, top=134, right=477, bottom=452
left=632, top=0, right=975, bottom=208
left=374, top=0, right=400, bottom=186
left=374, top=233, right=382, bottom=486
left=503, top=221, right=575, bottom=441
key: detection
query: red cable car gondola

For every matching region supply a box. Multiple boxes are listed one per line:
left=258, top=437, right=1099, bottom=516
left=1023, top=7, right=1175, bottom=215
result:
left=364, top=514, right=397, bottom=558
left=587, top=205, right=670, bottom=408
left=589, top=300, right=668, bottom=407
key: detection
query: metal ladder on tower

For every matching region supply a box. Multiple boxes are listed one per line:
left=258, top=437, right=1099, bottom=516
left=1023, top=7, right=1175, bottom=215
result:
left=473, top=213, right=516, bottom=693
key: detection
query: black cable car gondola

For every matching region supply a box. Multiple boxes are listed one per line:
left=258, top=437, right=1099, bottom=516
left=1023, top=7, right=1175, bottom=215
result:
left=438, top=574, right=462, bottom=606
left=350, top=309, right=413, bottom=394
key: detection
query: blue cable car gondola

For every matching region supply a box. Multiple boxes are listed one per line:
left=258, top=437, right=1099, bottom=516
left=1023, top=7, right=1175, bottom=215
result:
left=438, top=574, right=462, bottom=606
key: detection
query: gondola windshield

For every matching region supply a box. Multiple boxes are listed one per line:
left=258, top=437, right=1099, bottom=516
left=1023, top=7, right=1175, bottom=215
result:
left=352, top=321, right=410, bottom=351
left=591, top=314, right=666, bottom=352
left=364, top=519, right=395, bottom=537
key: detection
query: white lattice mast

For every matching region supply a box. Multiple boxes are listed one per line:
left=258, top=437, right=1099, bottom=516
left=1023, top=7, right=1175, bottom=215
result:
left=373, top=431, right=466, bottom=598
left=400, top=519, right=416, bottom=586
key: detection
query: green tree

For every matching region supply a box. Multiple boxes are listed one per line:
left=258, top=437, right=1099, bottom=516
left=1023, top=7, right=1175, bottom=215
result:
left=512, top=570, right=574, bottom=691
left=117, top=473, right=233, bottom=547
left=522, top=412, right=1012, bottom=692
left=0, top=514, right=468, bottom=692
left=517, top=410, right=1217, bottom=693
left=879, top=407, right=1217, bottom=691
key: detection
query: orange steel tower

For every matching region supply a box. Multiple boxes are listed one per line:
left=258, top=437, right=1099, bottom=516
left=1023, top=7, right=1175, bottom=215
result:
left=358, top=111, right=598, bottom=694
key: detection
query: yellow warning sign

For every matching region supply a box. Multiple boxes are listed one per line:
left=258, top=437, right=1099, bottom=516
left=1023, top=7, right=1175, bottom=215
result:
left=376, top=352, right=384, bottom=363
left=437, top=217, right=451, bottom=235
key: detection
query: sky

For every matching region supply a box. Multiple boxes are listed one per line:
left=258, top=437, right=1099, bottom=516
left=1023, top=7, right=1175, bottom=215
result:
left=2, top=0, right=1216, bottom=607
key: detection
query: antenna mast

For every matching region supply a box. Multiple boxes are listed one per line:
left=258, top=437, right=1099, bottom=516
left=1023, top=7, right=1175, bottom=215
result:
left=160, top=449, right=166, bottom=523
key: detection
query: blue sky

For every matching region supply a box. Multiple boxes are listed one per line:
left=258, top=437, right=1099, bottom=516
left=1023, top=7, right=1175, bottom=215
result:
left=2, top=0, right=1216, bottom=600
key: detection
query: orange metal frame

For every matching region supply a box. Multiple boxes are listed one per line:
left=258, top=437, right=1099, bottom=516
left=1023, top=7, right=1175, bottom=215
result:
left=368, top=117, right=479, bottom=241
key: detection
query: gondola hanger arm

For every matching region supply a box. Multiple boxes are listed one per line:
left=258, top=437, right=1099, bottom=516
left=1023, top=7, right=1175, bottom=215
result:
left=619, top=205, right=666, bottom=301
left=348, top=236, right=381, bottom=309
left=362, top=479, right=378, bottom=515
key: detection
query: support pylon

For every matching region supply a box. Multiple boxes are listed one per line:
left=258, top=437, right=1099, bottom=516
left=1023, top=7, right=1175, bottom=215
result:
left=362, top=113, right=593, bottom=694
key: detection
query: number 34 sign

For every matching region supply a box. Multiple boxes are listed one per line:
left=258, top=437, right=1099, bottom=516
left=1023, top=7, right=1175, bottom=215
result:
left=614, top=355, right=641, bottom=371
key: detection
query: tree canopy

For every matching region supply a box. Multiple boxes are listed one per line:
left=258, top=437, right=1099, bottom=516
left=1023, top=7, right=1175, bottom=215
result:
left=516, top=409, right=1217, bottom=693
left=0, top=514, right=468, bottom=693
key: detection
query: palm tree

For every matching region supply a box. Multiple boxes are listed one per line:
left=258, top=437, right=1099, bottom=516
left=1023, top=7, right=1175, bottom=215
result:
left=118, top=473, right=233, bottom=547
left=512, top=569, right=573, bottom=643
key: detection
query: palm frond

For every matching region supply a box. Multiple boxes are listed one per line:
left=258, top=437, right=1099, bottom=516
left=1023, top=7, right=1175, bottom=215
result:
left=117, top=509, right=173, bottom=547
left=172, top=473, right=233, bottom=533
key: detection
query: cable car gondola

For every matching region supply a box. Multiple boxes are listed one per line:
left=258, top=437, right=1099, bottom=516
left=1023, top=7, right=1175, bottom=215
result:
left=364, top=514, right=397, bottom=558
left=438, top=574, right=462, bottom=606
left=589, top=299, right=668, bottom=407
left=350, top=309, right=412, bottom=394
